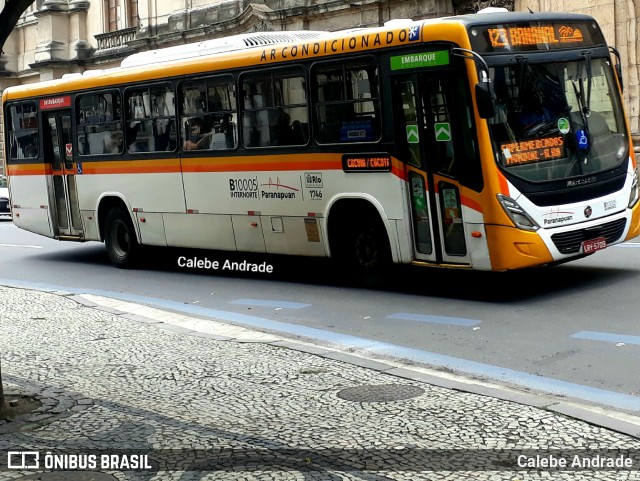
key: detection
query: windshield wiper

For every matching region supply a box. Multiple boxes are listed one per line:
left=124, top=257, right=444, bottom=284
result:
left=583, top=51, right=593, bottom=117
left=515, top=56, right=528, bottom=112
left=572, top=52, right=593, bottom=118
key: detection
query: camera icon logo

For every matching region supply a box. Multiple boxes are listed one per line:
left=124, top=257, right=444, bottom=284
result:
left=7, top=451, right=40, bottom=469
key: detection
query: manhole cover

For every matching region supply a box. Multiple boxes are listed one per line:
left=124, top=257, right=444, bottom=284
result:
left=337, top=384, right=425, bottom=402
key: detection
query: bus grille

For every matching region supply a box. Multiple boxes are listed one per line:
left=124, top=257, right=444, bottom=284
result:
left=550, top=218, right=627, bottom=254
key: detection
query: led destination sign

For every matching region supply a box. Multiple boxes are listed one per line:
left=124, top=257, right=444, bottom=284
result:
left=488, top=25, right=583, bottom=48
left=501, top=136, right=565, bottom=166
left=471, top=21, right=605, bottom=53
left=342, top=154, right=392, bottom=172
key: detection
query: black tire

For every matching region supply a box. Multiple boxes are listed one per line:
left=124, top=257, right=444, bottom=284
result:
left=104, top=208, right=140, bottom=268
left=336, top=216, right=391, bottom=279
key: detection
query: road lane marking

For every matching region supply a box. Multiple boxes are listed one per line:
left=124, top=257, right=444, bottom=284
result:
left=387, top=312, right=481, bottom=327
left=229, top=298, right=311, bottom=309
left=0, top=243, right=44, bottom=249
left=571, top=330, right=640, bottom=346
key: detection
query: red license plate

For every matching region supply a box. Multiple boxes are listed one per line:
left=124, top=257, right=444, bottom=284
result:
left=582, top=237, right=607, bottom=254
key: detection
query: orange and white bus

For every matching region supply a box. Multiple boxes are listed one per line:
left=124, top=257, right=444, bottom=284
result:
left=3, top=10, right=639, bottom=272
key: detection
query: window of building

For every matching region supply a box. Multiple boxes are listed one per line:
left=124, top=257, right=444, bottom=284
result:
left=241, top=68, right=308, bottom=148
left=128, top=0, right=139, bottom=28
left=105, top=0, right=118, bottom=32
left=312, top=58, right=381, bottom=144
left=77, top=91, right=124, bottom=155
left=180, top=76, right=237, bottom=151
left=125, top=84, right=177, bottom=153
left=104, top=0, right=138, bottom=31
left=7, top=102, right=39, bottom=160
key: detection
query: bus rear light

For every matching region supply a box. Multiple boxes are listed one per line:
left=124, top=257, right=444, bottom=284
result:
left=497, top=194, right=539, bottom=231
left=471, top=231, right=483, bottom=238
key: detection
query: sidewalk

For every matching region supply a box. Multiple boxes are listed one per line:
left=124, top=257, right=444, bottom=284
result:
left=1, top=284, right=640, bottom=481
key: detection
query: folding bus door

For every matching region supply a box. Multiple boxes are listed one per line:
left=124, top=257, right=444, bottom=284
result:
left=393, top=71, right=471, bottom=266
left=43, top=109, right=83, bottom=238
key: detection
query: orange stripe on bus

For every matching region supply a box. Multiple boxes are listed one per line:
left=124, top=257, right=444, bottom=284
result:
left=462, top=196, right=483, bottom=213
left=6, top=164, right=50, bottom=176
left=181, top=159, right=341, bottom=173
left=84, top=159, right=180, bottom=173
left=497, top=170, right=509, bottom=195
left=6, top=154, right=406, bottom=177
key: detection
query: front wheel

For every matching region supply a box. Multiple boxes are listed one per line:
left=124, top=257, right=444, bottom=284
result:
left=104, top=208, right=140, bottom=268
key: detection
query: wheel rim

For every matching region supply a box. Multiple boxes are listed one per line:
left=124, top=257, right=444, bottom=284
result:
left=354, top=231, right=379, bottom=270
left=112, top=220, right=130, bottom=258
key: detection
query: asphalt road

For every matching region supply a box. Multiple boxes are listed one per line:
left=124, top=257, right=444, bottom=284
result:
left=2, top=218, right=640, bottom=415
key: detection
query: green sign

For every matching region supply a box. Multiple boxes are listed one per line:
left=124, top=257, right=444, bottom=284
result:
left=406, top=125, right=419, bottom=144
left=435, top=122, right=452, bottom=142
left=390, top=50, right=450, bottom=71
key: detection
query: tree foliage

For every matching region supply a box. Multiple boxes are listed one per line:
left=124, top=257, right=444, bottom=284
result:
left=0, top=0, right=38, bottom=56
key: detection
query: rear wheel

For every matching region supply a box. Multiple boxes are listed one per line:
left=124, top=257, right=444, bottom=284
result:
left=104, top=208, right=139, bottom=268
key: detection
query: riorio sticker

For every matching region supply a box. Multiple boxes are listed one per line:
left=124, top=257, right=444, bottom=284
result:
left=557, top=117, right=570, bottom=134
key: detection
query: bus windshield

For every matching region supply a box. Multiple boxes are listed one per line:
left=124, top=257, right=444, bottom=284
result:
left=488, top=57, right=628, bottom=183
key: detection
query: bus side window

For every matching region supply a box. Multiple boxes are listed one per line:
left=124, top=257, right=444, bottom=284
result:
left=241, top=68, right=308, bottom=148
left=77, top=91, right=124, bottom=155
left=180, top=77, right=237, bottom=151
left=7, top=102, right=39, bottom=159
left=125, top=84, right=177, bottom=153
left=312, top=59, right=381, bottom=144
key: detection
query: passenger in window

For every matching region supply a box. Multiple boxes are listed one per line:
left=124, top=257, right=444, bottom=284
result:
left=275, top=111, right=293, bottom=146
left=104, top=131, right=124, bottom=154
left=126, top=122, right=142, bottom=150
left=17, top=132, right=38, bottom=158
left=154, top=120, right=174, bottom=151
left=184, top=117, right=212, bottom=150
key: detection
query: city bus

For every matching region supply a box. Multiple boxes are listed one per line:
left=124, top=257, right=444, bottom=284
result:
left=3, top=10, right=639, bottom=272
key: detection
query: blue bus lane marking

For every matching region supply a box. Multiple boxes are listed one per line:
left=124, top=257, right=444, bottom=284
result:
left=3, top=278, right=640, bottom=412
left=229, top=298, right=311, bottom=309
left=571, top=331, right=640, bottom=346
left=387, top=312, right=481, bottom=327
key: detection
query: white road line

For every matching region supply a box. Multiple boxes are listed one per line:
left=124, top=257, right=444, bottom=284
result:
left=0, top=243, right=44, bottom=249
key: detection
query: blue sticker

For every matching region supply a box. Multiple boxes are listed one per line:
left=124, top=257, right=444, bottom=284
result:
left=576, top=129, right=589, bottom=151
left=77, top=162, right=83, bottom=174
left=409, top=26, right=421, bottom=41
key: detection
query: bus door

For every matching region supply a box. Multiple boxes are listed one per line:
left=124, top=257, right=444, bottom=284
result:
left=43, top=109, right=83, bottom=237
left=393, top=72, right=470, bottom=265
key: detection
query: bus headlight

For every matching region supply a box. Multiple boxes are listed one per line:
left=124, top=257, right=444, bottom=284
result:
left=497, top=194, right=539, bottom=231
left=628, top=169, right=639, bottom=208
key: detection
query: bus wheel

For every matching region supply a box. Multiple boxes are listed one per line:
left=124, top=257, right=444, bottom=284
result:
left=104, top=208, right=139, bottom=268
left=340, top=218, right=391, bottom=278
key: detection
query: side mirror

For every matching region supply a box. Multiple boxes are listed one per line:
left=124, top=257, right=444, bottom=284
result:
left=610, top=46, right=624, bottom=92
left=615, top=64, right=624, bottom=92
left=475, top=82, right=496, bottom=119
